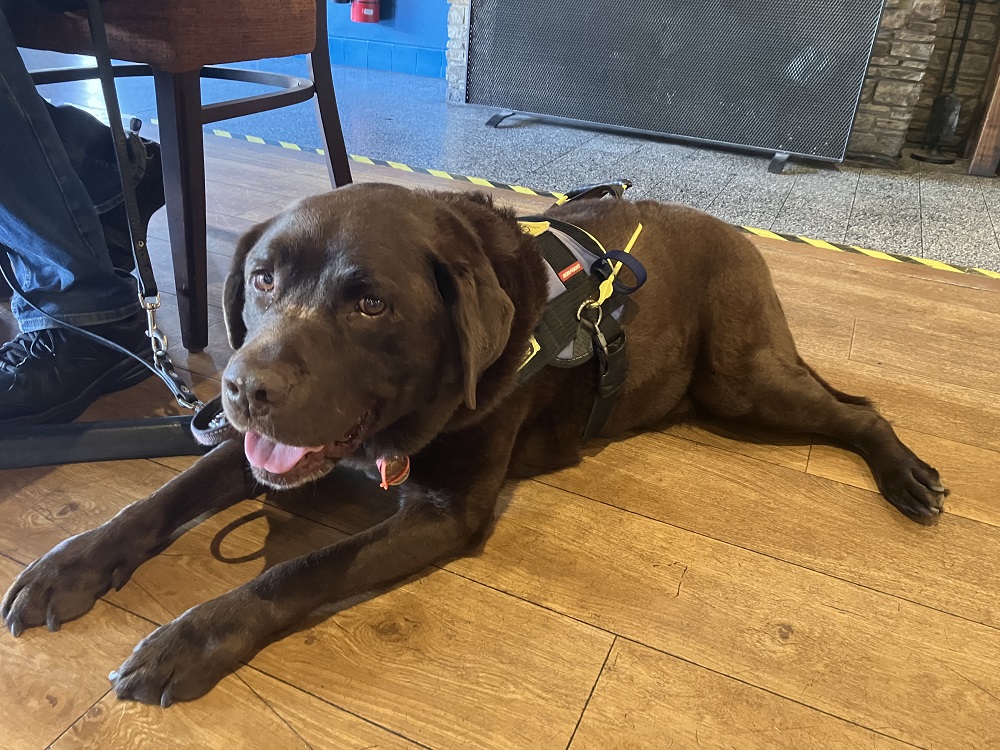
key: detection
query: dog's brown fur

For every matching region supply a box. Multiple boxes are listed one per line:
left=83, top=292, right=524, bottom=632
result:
left=2, top=183, right=946, bottom=706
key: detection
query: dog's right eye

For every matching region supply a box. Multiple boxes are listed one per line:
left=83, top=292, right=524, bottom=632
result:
left=251, top=270, right=275, bottom=293
left=358, top=296, right=386, bottom=316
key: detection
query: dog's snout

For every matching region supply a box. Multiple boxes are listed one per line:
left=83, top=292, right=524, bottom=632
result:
left=223, top=357, right=294, bottom=414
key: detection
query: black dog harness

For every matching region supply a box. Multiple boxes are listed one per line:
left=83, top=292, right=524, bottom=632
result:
left=516, top=180, right=647, bottom=441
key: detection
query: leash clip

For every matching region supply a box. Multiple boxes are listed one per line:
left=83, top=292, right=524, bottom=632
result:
left=141, top=294, right=168, bottom=357
left=577, top=300, right=610, bottom=356
left=140, top=292, right=202, bottom=411
left=576, top=299, right=603, bottom=327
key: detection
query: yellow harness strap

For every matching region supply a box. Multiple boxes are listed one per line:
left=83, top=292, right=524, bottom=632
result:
left=518, top=220, right=551, bottom=236
left=595, top=223, right=643, bottom=305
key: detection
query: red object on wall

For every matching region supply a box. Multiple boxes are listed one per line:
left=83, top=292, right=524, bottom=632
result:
left=351, top=0, right=380, bottom=23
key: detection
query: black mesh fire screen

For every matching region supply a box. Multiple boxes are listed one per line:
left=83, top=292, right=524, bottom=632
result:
left=466, top=0, right=885, bottom=161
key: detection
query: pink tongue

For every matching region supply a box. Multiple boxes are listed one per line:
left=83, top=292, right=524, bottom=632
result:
left=244, top=431, right=323, bottom=475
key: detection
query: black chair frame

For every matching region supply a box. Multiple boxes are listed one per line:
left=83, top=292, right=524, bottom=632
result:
left=28, top=0, right=353, bottom=351
left=0, top=1, right=352, bottom=469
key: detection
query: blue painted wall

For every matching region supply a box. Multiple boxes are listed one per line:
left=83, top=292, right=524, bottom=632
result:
left=327, top=0, right=449, bottom=78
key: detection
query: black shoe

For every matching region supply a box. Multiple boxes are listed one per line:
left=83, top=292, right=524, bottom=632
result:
left=0, top=311, right=153, bottom=426
left=99, top=136, right=166, bottom=272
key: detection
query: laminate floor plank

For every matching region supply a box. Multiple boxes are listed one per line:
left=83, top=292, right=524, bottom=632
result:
left=449, top=481, right=1000, bottom=749
left=539, top=431, right=1000, bottom=628
left=570, top=639, right=913, bottom=750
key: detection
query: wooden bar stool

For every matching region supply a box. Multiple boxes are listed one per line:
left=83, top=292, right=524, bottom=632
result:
left=11, top=0, right=353, bottom=351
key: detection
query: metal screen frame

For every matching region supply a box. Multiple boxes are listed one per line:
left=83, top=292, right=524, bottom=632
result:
left=467, top=1, right=887, bottom=163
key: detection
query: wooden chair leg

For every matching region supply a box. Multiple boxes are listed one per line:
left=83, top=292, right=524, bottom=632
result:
left=309, top=0, right=352, bottom=188
left=152, top=69, right=210, bottom=352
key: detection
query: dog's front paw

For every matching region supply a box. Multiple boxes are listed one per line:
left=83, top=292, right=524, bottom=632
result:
left=876, top=457, right=948, bottom=525
left=110, top=598, right=257, bottom=706
left=2, top=532, right=138, bottom=637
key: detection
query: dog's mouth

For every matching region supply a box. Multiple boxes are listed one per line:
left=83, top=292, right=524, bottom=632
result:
left=244, top=409, right=374, bottom=487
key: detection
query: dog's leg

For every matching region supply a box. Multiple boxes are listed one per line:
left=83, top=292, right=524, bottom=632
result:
left=108, top=481, right=501, bottom=706
left=2, top=440, right=257, bottom=636
left=698, top=357, right=946, bottom=523
left=106, top=427, right=515, bottom=707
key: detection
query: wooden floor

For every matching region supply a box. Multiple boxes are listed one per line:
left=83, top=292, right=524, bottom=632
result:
left=3, top=137, right=1000, bottom=750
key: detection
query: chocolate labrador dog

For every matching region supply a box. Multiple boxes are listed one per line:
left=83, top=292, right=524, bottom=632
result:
left=2, top=183, right=946, bottom=706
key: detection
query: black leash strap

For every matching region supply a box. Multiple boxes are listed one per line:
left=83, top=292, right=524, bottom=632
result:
left=85, top=0, right=200, bottom=409
left=84, top=0, right=156, bottom=299
left=577, top=302, right=628, bottom=442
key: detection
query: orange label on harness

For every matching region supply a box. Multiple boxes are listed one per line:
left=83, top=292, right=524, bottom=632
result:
left=558, top=261, right=583, bottom=282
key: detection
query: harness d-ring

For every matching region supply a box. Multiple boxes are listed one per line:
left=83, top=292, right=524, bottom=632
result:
left=576, top=299, right=603, bottom=327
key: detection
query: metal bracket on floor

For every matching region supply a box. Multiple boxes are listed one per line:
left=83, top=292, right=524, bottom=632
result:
left=485, top=111, right=518, bottom=128
left=768, top=152, right=791, bottom=174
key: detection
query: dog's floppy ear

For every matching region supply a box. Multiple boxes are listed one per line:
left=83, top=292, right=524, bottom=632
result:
left=432, top=213, right=515, bottom=410
left=223, top=218, right=273, bottom=349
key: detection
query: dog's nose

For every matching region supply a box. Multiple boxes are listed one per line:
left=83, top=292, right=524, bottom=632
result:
left=223, top=358, right=292, bottom=414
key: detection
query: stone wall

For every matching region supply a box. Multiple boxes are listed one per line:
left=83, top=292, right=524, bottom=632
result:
left=846, top=0, right=947, bottom=163
left=446, top=0, right=470, bottom=103
left=905, top=0, right=1000, bottom=150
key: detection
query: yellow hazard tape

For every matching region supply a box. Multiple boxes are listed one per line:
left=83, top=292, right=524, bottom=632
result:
left=851, top=246, right=903, bottom=263
left=800, top=237, right=844, bottom=252
left=911, top=257, right=963, bottom=273
left=193, top=126, right=999, bottom=280
left=744, top=227, right=786, bottom=241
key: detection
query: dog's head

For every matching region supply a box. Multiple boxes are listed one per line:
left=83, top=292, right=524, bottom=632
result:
left=221, top=183, right=518, bottom=489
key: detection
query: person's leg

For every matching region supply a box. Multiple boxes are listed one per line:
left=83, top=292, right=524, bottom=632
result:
left=0, top=17, right=137, bottom=329
left=0, top=8, right=152, bottom=424
left=47, top=101, right=131, bottom=215
left=0, top=102, right=164, bottom=302
left=47, top=101, right=165, bottom=273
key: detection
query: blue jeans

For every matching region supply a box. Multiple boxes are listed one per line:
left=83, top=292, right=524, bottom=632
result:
left=0, top=6, right=138, bottom=332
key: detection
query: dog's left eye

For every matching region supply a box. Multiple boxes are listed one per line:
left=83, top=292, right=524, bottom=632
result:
left=358, top=296, right=386, bottom=316
left=251, top=270, right=274, bottom=293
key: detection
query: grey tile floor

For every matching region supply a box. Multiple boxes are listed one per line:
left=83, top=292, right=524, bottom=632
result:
left=23, top=50, right=1000, bottom=271
left=392, top=105, right=1000, bottom=272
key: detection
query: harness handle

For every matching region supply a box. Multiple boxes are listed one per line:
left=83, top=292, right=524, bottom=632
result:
left=592, top=223, right=645, bottom=303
